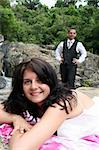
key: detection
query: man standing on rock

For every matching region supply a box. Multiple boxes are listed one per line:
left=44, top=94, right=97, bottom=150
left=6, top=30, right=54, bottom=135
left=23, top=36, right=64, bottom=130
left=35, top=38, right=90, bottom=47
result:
left=55, top=28, right=87, bottom=89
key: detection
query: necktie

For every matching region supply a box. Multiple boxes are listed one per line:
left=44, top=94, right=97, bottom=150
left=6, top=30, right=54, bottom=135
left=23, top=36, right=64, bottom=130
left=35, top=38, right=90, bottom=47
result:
left=68, top=41, right=71, bottom=49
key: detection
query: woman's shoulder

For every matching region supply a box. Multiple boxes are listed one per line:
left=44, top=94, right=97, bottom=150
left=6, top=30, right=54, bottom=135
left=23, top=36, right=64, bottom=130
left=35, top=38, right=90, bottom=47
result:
left=73, top=89, right=94, bottom=109
left=72, top=89, right=91, bottom=100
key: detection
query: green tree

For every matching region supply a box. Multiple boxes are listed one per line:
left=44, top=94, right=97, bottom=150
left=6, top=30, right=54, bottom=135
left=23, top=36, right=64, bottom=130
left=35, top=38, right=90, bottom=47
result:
left=55, top=0, right=65, bottom=7
left=0, top=0, right=10, bottom=7
left=16, top=0, right=42, bottom=9
left=83, top=7, right=99, bottom=54
left=0, top=6, right=19, bottom=41
left=85, top=0, right=99, bottom=7
left=55, top=0, right=78, bottom=7
left=64, top=0, right=78, bottom=5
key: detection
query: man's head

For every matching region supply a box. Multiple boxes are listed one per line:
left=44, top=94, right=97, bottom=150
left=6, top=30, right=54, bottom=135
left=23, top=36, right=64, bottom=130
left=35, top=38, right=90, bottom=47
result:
left=67, top=28, right=77, bottom=40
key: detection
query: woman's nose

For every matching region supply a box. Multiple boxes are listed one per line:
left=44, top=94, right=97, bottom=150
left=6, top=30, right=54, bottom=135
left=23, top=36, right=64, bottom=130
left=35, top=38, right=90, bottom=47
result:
left=30, top=80, right=37, bottom=89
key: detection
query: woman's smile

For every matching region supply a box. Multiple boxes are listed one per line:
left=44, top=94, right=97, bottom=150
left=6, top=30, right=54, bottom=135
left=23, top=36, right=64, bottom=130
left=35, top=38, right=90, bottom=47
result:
left=30, top=91, right=43, bottom=96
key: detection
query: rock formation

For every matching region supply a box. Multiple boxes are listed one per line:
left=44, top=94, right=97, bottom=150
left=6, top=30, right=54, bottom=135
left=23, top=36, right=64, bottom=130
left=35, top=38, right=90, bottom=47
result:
left=0, top=42, right=99, bottom=88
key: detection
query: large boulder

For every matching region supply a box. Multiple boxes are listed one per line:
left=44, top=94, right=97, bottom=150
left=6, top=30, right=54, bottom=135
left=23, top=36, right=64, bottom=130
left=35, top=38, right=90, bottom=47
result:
left=0, top=34, right=4, bottom=43
left=0, top=42, right=99, bottom=87
left=76, top=52, right=99, bottom=87
left=0, top=42, right=59, bottom=77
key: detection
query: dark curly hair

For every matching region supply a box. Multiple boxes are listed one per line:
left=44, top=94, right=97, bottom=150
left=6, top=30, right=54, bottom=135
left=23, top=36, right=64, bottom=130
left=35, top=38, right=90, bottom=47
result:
left=3, top=58, right=77, bottom=121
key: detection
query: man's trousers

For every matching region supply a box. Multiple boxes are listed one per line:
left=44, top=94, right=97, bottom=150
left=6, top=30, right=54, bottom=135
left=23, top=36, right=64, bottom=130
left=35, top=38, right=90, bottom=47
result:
left=60, top=63, right=77, bottom=89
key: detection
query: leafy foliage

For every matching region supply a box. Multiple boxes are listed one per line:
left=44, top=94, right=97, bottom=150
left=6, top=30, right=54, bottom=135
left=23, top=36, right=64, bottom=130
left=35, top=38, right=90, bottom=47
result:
left=85, top=0, right=99, bottom=7
left=81, top=80, right=93, bottom=87
left=0, top=0, right=10, bottom=8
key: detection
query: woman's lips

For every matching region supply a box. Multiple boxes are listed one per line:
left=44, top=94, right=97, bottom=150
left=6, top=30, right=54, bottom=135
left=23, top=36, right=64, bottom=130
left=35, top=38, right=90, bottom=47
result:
left=30, top=91, right=43, bottom=96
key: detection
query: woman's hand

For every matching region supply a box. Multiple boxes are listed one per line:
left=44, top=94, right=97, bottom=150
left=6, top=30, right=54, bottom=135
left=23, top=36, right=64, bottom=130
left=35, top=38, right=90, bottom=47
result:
left=0, top=103, right=32, bottom=134
left=12, top=115, right=32, bottom=134
left=9, top=129, right=25, bottom=150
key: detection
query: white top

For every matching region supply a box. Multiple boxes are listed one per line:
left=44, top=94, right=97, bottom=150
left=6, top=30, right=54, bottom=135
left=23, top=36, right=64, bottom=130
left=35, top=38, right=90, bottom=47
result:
left=55, top=39, right=87, bottom=63
left=57, top=96, right=99, bottom=140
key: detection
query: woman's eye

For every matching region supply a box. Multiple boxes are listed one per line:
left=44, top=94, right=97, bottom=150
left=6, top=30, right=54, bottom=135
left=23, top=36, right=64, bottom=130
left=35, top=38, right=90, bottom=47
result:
left=23, top=78, right=42, bottom=85
left=23, top=80, right=32, bottom=85
left=36, top=78, right=42, bottom=83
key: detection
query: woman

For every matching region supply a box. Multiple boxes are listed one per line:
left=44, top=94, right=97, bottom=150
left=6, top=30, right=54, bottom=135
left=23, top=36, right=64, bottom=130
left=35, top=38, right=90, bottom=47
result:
left=0, top=58, right=99, bottom=150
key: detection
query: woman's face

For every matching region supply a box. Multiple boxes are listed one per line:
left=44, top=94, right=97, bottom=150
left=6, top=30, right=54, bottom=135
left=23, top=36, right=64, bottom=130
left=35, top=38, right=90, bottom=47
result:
left=23, top=69, right=50, bottom=106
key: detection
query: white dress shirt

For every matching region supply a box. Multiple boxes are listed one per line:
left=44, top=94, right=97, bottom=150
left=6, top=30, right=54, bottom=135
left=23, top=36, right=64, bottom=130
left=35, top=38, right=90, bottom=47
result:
left=55, top=39, right=87, bottom=63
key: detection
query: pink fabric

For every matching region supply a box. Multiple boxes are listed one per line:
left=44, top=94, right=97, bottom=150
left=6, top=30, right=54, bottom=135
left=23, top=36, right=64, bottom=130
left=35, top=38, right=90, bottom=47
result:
left=0, top=124, right=99, bottom=149
left=0, top=124, right=13, bottom=144
left=0, top=125, right=65, bottom=149
left=82, top=135, right=99, bottom=144
left=39, top=136, right=66, bottom=150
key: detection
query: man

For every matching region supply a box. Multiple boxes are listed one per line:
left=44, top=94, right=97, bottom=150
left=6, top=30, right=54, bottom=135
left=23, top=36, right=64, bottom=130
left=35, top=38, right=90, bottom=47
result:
left=55, top=28, right=87, bottom=89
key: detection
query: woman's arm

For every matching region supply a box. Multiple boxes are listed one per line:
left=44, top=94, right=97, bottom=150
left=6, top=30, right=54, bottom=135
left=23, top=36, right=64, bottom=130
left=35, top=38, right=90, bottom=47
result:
left=0, top=103, right=32, bottom=132
left=0, top=103, right=16, bottom=124
left=9, top=92, right=93, bottom=150
left=9, top=102, right=78, bottom=150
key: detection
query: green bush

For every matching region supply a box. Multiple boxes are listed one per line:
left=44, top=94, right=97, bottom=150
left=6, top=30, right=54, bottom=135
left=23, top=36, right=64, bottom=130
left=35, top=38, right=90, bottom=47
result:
left=81, top=80, right=93, bottom=87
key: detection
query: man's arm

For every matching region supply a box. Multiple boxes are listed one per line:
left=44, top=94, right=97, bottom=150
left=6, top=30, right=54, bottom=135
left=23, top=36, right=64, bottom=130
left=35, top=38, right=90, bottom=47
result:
left=55, top=41, right=64, bottom=63
left=76, top=42, right=87, bottom=63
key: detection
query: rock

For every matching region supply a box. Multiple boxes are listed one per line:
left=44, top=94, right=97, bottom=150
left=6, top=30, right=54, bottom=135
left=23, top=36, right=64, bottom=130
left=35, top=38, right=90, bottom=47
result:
left=0, top=140, right=8, bottom=150
left=0, top=42, right=99, bottom=87
left=0, top=34, right=4, bottom=43
left=0, top=77, right=7, bottom=89
left=0, top=42, right=59, bottom=77
left=0, top=77, right=12, bottom=101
